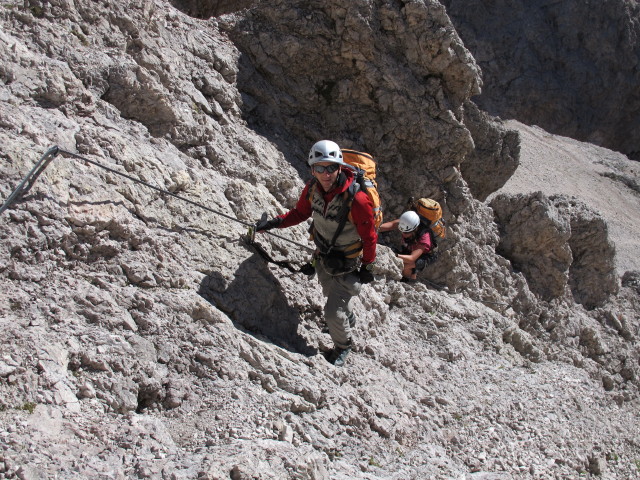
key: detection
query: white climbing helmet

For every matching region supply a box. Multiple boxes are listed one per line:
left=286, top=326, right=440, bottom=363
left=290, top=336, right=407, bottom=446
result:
left=308, top=140, right=345, bottom=166
left=398, top=211, right=420, bottom=233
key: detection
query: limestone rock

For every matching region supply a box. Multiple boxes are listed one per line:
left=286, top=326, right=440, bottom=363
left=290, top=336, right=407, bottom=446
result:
left=443, top=0, right=640, bottom=160
left=491, top=192, right=572, bottom=301
left=552, top=195, right=619, bottom=309
left=460, top=101, right=520, bottom=202
left=0, top=1, right=639, bottom=479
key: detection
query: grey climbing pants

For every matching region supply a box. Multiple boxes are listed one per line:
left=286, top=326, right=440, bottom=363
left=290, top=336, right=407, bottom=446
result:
left=316, top=261, right=362, bottom=350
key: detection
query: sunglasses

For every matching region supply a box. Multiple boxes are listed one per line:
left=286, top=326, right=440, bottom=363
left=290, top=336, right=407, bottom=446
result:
left=312, top=164, right=340, bottom=174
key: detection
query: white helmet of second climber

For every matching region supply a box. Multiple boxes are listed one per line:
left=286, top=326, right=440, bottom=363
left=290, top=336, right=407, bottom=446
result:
left=308, top=140, right=345, bottom=166
left=398, top=211, right=420, bottom=233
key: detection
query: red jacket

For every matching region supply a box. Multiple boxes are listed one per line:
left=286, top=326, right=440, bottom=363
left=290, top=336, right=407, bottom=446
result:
left=277, top=169, right=377, bottom=264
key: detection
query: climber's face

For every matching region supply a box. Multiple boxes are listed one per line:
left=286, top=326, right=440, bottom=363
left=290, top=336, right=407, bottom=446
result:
left=312, top=162, right=341, bottom=192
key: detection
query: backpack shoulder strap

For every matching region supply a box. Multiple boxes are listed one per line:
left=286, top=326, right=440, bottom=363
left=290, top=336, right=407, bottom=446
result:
left=326, top=183, right=358, bottom=252
left=352, top=167, right=365, bottom=187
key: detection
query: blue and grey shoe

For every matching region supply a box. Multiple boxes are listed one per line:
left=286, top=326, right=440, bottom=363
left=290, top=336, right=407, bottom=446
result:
left=328, top=346, right=351, bottom=367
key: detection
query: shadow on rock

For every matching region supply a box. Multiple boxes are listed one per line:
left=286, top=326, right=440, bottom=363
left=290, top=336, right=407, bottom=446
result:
left=198, top=252, right=316, bottom=357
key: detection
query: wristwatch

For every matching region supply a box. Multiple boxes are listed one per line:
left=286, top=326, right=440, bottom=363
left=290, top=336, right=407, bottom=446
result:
left=363, top=263, right=374, bottom=272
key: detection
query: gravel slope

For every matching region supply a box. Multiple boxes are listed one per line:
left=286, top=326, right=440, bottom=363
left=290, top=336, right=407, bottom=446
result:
left=491, top=120, right=640, bottom=275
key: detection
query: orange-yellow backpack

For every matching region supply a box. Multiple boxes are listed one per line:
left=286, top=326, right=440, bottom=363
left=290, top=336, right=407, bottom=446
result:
left=341, top=149, right=383, bottom=230
left=413, top=197, right=446, bottom=242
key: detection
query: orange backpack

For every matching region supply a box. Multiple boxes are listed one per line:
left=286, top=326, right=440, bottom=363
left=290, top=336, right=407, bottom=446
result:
left=414, top=197, right=446, bottom=241
left=342, top=149, right=383, bottom=230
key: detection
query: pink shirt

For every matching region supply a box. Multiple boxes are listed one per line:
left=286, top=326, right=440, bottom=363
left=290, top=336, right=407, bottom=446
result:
left=401, top=230, right=433, bottom=255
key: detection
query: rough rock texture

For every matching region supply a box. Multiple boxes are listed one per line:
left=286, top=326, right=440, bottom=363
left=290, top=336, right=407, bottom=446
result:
left=491, top=192, right=573, bottom=302
left=169, top=0, right=257, bottom=19
left=495, top=120, right=640, bottom=276
left=554, top=196, right=619, bottom=310
left=490, top=193, right=619, bottom=308
left=0, top=1, right=639, bottom=479
left=221, top=0, right=485, bottom=210
left=460, top=102, right=520, bottom=202
left=442, top=0, right=640, bottom=160
left=622, top=271, right=640, bottom=294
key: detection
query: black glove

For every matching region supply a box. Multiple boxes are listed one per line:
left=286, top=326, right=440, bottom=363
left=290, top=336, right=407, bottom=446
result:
left=255, top=216, right=282, bottom=232
left=359, top=264, right=374, bottom=284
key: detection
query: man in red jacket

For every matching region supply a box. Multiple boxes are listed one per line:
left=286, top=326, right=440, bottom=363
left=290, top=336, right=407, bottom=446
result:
left=257, top=140, right=377, bottom=367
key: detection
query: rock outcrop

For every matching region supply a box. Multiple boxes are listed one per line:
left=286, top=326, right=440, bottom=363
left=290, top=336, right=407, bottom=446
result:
left=491, top=192, right=573, bottom=302
left=442, top=0, right=640, bottom=160
left=460, top=101, right=520, bottom=202
left=555, top=196, right=619, bottom=309
left=222, top=0, right=487, bottom=209
left=490, top=192, right=619, bottom=308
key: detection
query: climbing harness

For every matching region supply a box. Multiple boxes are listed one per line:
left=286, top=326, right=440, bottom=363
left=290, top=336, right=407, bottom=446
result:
left=1, top=146, right=314, bottom=270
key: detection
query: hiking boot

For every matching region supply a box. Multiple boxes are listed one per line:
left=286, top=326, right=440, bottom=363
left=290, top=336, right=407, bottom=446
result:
left=347, top=312, right=356, bottom=328
left=327, top=347, right=351, bottom=367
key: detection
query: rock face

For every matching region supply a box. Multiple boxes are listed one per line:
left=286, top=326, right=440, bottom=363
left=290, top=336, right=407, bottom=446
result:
left=491, top=192, right=573, bottom=302
left=490, top=192, right=618, bottom=308
left=169, top=0, right=257, bottom=18
left=495, top=120, right=640, bottom=276
left=0, top=1, right=639, bottom=479
left=460, top=101, right=520, bottom=202
left=442, top=0, right=640, bottom=160
left=555, top=196, right=619, bottom=309
left=222, top=0, right=489, bottom=210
